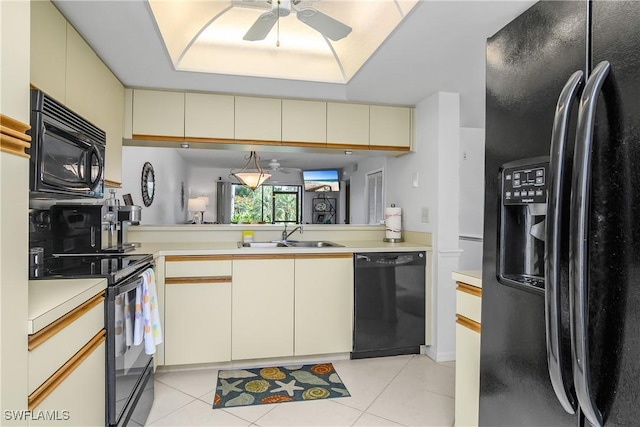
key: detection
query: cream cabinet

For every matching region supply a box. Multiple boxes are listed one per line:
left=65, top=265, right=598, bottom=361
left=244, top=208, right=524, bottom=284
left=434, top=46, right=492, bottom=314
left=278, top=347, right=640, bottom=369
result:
left=327, top=102, right=370, bottom=146
left=164, top=256, right=232, bottom=365
left=294, top=254, right=353, bottom=355
left=28, top=293, right=106, bottom=426
left=30, top=0, right=67, bottom=104
left=282, top=99, right=327, bottom=145
left=234, top=96, right=282, bottom=142
left=232, top=255, right=294, bottom=360
left=132, top=89, right=185, bottom=137
left=185, top=92, right=235, bottom=140
left=65, top=24, right=102, bottom=123
left=454, top=275, right=482, bottom=427
left=370, top=105, right=412, bottom=149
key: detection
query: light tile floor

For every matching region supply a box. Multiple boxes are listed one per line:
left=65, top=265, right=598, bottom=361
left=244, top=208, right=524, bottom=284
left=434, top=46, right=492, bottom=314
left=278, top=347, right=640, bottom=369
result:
left=146, top=355, right=455, bottom=427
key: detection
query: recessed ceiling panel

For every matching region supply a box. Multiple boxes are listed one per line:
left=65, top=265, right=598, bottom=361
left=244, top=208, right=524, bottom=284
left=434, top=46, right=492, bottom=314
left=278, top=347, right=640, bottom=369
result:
left=148, top=0, right=418, bottom=83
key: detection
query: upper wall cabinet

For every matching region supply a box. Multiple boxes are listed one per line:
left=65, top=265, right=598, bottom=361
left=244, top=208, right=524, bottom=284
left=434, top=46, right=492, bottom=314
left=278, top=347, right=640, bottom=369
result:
left=184, top=92, right=234, bottom=140
left=65, top=25, right=103, bottom=123
left=282, top=99, right=327, bottom=145
left=235, top=96, right=281, bottom=142
left=370, top=105, right=412, bottom=148
left=30, top=0, right=67, bottom=103
left=326, top=102, right=370, bottom=146
left=132, top=89, right=185, bottom=138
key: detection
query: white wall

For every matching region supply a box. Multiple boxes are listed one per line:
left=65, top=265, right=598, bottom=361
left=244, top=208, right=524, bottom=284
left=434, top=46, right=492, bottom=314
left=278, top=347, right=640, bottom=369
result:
left=386, top=92, right=462, bottom=362
left=345, top=156, right=388, bottom=225
left=458, top=127, right=485, bottom=270
left=118, top=146, right=190, bottom=224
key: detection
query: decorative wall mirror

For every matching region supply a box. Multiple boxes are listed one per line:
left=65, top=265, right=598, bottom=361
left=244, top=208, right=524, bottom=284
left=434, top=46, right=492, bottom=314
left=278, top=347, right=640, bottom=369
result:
left=141, top=162, right=155, bottom=207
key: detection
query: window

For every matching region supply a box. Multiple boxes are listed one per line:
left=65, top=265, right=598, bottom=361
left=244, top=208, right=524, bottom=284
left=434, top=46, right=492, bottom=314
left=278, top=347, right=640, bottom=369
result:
left=366, top=170, right=384, bottom=224
left=232, top=184, right=302, bottom=224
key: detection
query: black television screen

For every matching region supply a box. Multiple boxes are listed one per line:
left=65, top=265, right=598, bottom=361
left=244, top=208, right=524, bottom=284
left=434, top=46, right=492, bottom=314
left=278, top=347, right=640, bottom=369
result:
left=302, top=169, right=340, bottom=192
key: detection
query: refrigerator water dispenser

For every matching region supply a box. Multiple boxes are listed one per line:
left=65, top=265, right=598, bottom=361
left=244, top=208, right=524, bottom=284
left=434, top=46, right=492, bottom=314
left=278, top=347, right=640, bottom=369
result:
left=498, top=157, right=549, bottom=291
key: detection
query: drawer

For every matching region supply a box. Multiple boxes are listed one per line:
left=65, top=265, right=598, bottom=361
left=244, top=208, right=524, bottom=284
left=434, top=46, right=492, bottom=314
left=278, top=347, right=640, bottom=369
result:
left=456, top=283, right=482, bottom=324
left=165, top=256, right=232, bottom=278
left=28, top=295, right=104, bottom=395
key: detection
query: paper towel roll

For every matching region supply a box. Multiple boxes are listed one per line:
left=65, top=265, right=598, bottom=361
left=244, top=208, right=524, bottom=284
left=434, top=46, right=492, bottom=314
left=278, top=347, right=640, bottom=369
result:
left=384, top=206, right=404, bottom=242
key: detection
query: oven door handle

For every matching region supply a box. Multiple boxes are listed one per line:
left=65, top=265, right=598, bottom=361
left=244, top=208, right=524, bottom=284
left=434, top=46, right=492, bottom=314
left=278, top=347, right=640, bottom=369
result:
left=114, top=270, right=147, bottom=295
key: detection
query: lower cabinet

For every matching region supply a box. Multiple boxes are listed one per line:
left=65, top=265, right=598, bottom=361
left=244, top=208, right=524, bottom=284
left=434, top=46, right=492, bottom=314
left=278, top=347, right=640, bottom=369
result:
left=27, top=292, right=106, bottom=426
left=232, top=256, right=295, bottom=360
left=164, top=256, right=232, bottom=365
left=29, top=339, right=106, bottom=426
left=165, top=281, right=232, bottom=365
left=454, top=279, right=482, bottom=427
left=294, top=254, right=353, bottom=355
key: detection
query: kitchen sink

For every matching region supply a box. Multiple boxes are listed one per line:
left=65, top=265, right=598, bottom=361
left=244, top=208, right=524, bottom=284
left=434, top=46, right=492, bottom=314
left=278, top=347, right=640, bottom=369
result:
left=237, top=240, right=343, bottom=248
left=283, top=240, right=344, bottom=248
left=238, top=241, right=288, bottom=248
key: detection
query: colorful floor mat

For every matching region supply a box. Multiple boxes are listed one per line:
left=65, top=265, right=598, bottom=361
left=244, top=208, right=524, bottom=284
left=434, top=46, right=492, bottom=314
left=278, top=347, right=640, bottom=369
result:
left=212, top=363, right=350, bottom=408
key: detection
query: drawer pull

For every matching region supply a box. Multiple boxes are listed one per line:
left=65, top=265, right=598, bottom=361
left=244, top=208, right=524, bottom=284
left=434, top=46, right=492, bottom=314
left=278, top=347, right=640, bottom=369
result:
left=456, top=314, right=481, bottom=333
left=166, top=255, right=233, bottom=262
left=28, top=330, right=105, bottom=410
left=28, top=292, right=105, bottom=351
left=166, top=276, right=232, bottom=284
left=294, top=253, right=353, bottom=259
left=456, top=282, right=482, bottom=297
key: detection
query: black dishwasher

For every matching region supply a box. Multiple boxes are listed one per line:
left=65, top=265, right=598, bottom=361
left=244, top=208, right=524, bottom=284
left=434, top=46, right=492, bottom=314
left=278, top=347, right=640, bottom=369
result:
left=352, top=252, right=426, bottom=359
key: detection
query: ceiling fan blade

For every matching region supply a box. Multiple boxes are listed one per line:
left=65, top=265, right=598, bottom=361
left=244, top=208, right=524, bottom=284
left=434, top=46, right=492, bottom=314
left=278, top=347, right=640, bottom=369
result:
left=243, top=11, right=278, bottom=41
left=296, top=8, right=352, bottom=41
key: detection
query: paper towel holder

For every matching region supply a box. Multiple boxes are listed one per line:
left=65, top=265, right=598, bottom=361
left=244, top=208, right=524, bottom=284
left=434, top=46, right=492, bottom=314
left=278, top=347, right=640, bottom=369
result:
left=383, top=203, right=404, bottom=243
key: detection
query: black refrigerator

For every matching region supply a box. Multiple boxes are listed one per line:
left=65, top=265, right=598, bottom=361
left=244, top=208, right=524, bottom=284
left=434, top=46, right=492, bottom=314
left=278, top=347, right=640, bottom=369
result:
left=481, top=1, right=640, bottom=426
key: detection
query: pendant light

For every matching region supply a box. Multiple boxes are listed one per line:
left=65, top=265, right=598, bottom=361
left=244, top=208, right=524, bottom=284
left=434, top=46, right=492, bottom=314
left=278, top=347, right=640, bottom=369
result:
left=230, top=151, right=271, bottom=190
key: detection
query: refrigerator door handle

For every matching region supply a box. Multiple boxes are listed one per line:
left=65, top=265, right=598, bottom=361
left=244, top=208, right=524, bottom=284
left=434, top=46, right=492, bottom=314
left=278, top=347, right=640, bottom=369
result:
left=545, top=70, right=583, bottom=415
left=570, top=60, right=611, bottom=427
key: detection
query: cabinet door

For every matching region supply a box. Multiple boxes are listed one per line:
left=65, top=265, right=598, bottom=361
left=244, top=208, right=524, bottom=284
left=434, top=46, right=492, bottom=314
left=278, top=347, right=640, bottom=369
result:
left=65, top=24, right=103, bottom=124
left=454, top=323, right=480, bottom=427
left=30, top=0, right=67, bottom=103
left=165, top=281, right=231, bottom=365
left=294, top=254, right=353, bottom=355
left=29, top=339, right=105, bottom=427
left=282, top=99, right=327, bottom=145
left=232, top=257, right=294, bottom=360
left=369, top=105, right=412, bottom=148
left=93, top=62, right=124, bottom=186
left=132, top=89, right=185, bottom=137
left=234, top=96, right=281, bottom=142
left=185, top=92, right=234, bottom=139
left=327, top=102, right=369, bottom=146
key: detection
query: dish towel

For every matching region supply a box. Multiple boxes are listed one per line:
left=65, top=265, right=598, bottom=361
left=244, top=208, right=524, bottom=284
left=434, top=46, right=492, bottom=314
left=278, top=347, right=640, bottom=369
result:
left=133, top=268, right=163, bottom=355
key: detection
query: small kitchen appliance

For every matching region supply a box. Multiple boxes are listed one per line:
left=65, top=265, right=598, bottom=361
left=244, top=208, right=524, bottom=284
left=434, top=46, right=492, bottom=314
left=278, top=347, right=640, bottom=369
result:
left=28, top=89, right=105, bottom=199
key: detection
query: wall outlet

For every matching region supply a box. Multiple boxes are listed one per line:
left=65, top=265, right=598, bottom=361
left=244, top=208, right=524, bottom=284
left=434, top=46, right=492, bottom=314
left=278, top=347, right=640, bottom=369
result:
left=421, top=207, right=430, bottom=223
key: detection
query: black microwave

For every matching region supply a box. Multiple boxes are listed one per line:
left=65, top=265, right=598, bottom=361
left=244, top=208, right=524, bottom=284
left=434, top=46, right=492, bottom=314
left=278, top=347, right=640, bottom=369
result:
left=28, top=89, right=105, bottom=199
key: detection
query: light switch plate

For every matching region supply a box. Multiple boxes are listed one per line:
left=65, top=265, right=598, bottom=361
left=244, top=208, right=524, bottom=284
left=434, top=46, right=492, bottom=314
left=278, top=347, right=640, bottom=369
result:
left=421, top=207, right=429, bottom=223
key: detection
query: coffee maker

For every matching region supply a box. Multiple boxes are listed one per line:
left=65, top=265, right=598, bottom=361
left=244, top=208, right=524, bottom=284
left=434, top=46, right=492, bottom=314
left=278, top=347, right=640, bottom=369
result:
left=498, top=157, right=549, bottom=292
left=49, top=201, right=141, bottom=254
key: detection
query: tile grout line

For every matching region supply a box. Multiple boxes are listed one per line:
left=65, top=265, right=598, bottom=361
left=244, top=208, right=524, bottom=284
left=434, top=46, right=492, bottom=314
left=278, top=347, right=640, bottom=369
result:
left=146, top=380, right=199, bottom=426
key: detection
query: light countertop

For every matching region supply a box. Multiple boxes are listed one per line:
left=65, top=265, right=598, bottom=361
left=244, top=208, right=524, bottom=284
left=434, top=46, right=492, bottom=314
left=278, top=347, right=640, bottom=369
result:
left=133, top=240, right=432, bottom=257
left=452, top=270, right=482, bottom=288
left=28, top=278, right=107, bottom=334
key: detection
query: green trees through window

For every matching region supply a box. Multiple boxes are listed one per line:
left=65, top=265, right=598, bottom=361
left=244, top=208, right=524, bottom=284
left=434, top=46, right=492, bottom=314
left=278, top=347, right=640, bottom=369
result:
left=231, top=184, right=301, bottom=224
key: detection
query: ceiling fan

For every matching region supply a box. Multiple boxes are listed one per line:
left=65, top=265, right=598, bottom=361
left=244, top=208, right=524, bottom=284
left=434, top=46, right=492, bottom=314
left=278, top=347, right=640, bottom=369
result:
left=264, top=158, right=302, bottom=174
left=237, top=0, right=352, bottom=42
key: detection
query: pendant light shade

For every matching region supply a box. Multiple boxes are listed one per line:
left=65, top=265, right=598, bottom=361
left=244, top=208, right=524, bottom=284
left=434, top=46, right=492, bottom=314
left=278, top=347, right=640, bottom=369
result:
left=230, top=151, right=271, bottom=190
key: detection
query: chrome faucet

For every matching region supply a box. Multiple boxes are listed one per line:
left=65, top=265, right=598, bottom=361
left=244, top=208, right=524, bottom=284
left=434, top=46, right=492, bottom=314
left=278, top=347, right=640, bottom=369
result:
left=282, top=224, right=304, bottom=241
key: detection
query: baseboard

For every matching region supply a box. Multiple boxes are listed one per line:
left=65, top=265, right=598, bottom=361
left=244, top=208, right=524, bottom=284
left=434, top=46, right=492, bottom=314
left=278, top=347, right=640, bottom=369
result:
left=423, top=346, right=455, bottom=363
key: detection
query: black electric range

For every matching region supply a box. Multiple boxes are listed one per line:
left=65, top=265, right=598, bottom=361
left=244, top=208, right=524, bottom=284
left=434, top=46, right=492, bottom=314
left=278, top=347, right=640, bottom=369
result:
left=31, top=253, right=154, bottom=285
